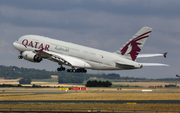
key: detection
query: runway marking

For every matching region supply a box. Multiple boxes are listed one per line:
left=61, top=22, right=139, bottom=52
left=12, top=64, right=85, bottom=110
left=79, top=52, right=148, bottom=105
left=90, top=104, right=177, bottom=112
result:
left=60, top=88, right=69, bottom=90
left=142, top=90, right=152, bottom=92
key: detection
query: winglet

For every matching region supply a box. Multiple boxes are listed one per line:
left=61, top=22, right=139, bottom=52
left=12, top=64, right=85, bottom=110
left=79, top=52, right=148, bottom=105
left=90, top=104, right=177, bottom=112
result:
left=163, top=52, right=167, bottom=58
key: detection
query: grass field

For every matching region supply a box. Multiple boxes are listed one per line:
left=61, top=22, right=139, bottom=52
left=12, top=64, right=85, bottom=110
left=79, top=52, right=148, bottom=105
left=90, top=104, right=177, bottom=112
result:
left=32, top=75, right=58, bottom=82
left=1, top=77, right=180, bottom=111
left=0, top=92, right=180, bottom=100
left=0, top=77, right=84, bottom=87
left=0, top=78, right=20, bottom=84
left=112, top=81, right=180, bottom=87
left=0, top=88, right=180, bottom=111
left=0, top=89, right=180, bottom=111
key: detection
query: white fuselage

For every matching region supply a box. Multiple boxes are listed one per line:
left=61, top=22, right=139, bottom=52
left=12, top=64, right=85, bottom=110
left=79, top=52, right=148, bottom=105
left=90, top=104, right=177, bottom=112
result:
left=13, top=35, right=142, bottom=70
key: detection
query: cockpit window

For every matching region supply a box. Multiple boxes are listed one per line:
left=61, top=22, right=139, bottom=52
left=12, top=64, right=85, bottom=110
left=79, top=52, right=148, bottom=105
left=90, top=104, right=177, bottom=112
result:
left=16, top=39, right=18, bottom=41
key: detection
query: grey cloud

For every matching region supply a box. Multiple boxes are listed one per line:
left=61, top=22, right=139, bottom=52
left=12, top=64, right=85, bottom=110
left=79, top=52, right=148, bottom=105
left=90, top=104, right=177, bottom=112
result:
left=0, top=6, right=99, bottom=29
left=1, top=0, right=180, bottom=30
left=0, top=0, right=180, bottom=17
left=0, top=0, right=77, bottom=11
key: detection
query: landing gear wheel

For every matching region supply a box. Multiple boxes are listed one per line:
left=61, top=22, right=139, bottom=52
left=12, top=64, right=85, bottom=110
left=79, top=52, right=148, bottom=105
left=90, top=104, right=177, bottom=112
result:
left=67, top=69, right=70, bottom=72
left=67, top=68, right=87, bottom=73
left=57, top=66, right=65, bottom=71
left=18, top=55, right=23, bottom=59
left=70, top=69, right=73, bottom=73
left=57, top=68, right=62, bottom=71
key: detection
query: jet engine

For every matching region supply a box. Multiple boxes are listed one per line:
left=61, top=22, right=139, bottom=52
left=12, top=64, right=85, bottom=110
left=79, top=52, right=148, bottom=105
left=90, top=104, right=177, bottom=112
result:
left=22, top=51, right=42, bottom=63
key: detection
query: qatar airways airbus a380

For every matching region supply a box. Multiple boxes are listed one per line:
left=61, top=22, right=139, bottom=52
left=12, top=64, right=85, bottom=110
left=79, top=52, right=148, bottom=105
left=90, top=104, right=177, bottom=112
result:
left=13, top=27, right=168, bottom=73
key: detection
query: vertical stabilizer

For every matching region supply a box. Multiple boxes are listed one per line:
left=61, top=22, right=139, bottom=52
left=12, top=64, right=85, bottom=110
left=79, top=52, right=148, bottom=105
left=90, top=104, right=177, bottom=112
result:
left=116, top=27, right=153, bottom=61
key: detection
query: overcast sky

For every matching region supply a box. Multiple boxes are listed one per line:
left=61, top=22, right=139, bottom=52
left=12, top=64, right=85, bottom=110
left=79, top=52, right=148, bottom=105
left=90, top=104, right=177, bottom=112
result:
left=0, top=0, right=180, bottom=78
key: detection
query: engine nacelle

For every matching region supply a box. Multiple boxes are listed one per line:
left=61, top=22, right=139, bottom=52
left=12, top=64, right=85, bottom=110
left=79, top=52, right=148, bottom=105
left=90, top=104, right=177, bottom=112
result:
left=22, top=51, right=42, bottom=63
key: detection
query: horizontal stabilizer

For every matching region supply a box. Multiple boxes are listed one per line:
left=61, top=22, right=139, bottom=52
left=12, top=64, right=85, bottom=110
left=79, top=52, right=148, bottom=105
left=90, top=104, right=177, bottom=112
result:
left=137, top=52, right=167, bottom=58
left=140, top=63, right=169, bottom=66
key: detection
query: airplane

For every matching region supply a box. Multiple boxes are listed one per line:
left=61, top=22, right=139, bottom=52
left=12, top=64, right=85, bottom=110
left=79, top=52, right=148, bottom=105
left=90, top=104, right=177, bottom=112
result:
left=176, top=74, right=180, bottom=78
left=13, top=27, right=168, bottom=73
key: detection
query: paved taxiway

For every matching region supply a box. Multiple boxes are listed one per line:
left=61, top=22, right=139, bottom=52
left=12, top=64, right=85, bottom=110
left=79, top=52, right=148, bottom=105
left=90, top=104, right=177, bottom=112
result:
left=1, top=87, right=180, bottom=94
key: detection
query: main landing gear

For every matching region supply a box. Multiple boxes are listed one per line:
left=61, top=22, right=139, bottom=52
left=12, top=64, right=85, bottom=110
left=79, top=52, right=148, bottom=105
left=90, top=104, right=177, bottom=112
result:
left=57, top=66, right=65, bottom=71
left=67, top=68, right=87, bottom=73
left=57, top=67, right=87, bottom=73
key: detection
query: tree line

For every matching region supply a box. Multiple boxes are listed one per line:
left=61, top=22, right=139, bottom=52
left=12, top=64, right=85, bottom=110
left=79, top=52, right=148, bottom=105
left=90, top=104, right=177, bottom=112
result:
left=0, top=65, right=51, bottom=79
left=86, top=80, right=112, bottom=87
left=1, top=65, right=177, bottom=85
left=0, top=65, right=122, bottom=80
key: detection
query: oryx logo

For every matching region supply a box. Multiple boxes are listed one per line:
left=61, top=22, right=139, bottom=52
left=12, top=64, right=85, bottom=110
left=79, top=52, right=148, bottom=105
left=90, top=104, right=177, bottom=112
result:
left=121, top=31, right=151, bottom=61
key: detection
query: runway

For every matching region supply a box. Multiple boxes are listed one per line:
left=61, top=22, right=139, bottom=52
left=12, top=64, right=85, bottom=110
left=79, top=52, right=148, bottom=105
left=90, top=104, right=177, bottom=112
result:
left=1, top=87, right=180, bottom=94
left=0, top=100, right=179, bottom=104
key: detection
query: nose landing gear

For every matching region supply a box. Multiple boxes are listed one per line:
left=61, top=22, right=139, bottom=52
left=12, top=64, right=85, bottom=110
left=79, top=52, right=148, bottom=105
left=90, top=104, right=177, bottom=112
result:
left=18, top=52, right=23, bottom=59
left=18, top=55, right=23, bottom=59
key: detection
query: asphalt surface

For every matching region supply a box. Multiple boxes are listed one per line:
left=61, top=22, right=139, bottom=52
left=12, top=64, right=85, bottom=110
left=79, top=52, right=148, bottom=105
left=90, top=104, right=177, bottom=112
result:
left=0, top=100, right=179, bottom=104
left=1, top=87, right=180, bottom=94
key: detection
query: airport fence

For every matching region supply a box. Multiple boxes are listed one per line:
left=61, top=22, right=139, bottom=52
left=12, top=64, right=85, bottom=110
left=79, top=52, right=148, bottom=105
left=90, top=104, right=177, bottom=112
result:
left=0, top=108, right=180, bottom=113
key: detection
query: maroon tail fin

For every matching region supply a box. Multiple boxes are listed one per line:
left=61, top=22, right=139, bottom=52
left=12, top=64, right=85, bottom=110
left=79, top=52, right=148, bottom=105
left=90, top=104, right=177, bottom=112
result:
left=116, top=27, right=153, bottom=61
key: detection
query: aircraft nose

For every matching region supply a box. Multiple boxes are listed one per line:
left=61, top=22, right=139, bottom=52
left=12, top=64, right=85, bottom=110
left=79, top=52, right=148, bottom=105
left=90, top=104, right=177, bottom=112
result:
left=13, top=41, right=19, bottom=50
left=13, top=42, right=16, bottom=48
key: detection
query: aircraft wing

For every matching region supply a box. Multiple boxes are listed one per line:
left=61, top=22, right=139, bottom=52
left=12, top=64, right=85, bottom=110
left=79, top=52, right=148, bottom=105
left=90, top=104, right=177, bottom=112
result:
left=35, top=49, right=92, bottom=68
left=140, top=63, right=169, bottom=66
left=137, top=52, right=167, bottom=58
